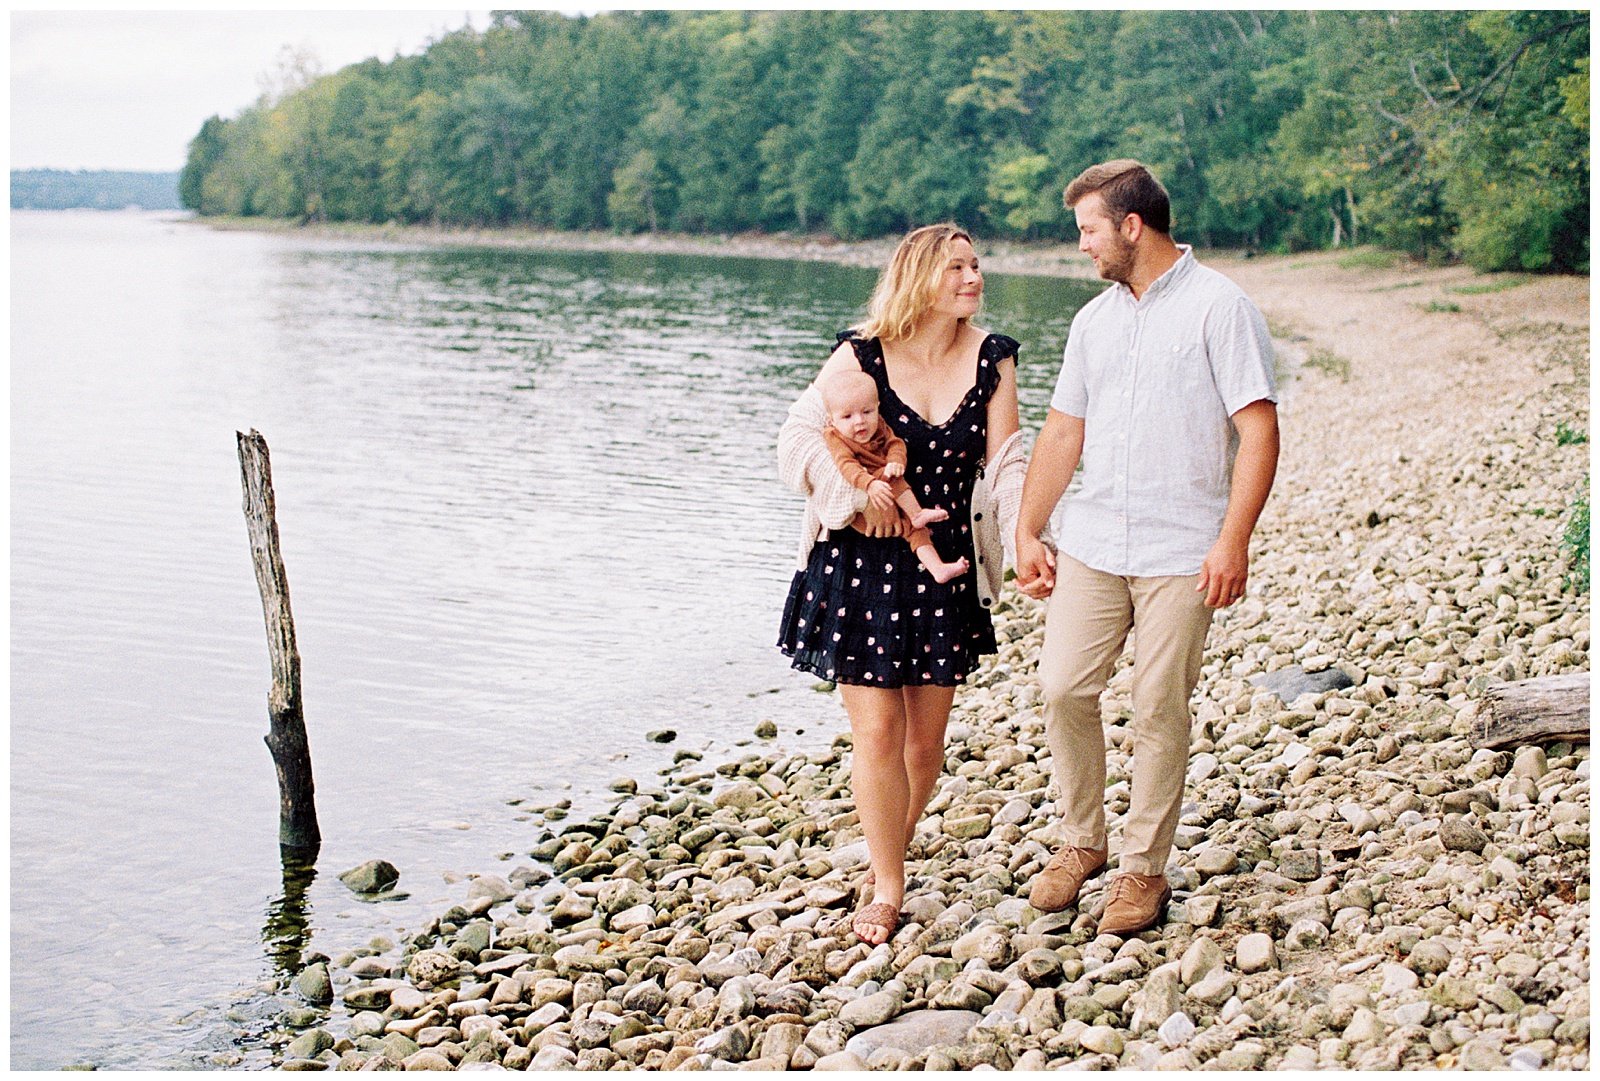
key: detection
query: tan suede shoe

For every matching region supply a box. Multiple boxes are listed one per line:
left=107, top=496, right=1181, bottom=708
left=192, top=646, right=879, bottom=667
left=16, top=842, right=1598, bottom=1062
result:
left=1026, top=844, right=1108, bottom=913
left=1096, top=872, right=1172, bottom=936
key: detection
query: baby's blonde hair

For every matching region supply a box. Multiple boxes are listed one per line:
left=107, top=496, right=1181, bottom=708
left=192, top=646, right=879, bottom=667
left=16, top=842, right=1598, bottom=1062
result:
left=855, top=223, right=977, bottom=342
left=819, top=369, right=879, bottom=413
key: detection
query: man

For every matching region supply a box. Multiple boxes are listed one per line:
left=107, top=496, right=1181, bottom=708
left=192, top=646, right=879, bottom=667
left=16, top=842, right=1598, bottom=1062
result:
left=1015, top=160, right=1279, bottom=936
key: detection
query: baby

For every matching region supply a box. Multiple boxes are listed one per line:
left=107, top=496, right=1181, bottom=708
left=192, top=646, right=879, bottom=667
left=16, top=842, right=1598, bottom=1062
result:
left=820, top=370, right=970, bottom=584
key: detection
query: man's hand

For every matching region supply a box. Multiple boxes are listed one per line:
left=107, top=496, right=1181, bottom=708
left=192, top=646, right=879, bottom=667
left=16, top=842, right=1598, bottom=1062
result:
left=866, top=479, right=895, bottom=512
left=1015, top=533, right=1057, bottom=599
left=1014, top=409, right=1083, bottom=602
left=881, top=461, right=904, bottom=480
left=857, top=499, right=905, bottom=538
left=1198, top=399, right=1277, bottom=609
left=1197, top=536, right=1249, bottom=607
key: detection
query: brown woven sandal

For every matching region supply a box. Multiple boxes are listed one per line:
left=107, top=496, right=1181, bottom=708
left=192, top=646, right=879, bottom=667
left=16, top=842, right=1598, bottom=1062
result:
left=852, top=901, right=901, bottom=944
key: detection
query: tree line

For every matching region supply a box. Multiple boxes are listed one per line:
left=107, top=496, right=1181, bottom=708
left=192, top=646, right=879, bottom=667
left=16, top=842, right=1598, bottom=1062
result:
left=180, top=10, right=1589, bottom=273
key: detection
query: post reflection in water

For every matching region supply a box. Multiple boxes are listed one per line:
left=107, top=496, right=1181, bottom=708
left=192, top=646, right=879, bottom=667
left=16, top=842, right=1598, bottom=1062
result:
left=263, top=850, right=319, bottom=979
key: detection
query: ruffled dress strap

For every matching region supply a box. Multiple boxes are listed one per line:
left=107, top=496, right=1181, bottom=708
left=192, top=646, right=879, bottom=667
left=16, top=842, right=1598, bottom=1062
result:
left=836, top=330, right=887, bottom=381
left=974, top=332, right=1021, bottom=403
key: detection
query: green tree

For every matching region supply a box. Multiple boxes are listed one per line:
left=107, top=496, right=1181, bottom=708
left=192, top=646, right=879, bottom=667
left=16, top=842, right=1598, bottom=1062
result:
left=179, top=116, right=229, bottom=211
left=608, top=149, right=664, bottom=232
left=986, top=150, right=1057, bottom=236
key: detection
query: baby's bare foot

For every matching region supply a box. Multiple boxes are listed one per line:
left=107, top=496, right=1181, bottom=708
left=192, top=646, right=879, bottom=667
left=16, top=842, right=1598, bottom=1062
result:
left=909, top=506, right=948, bottom=528
left=930, top=556, right=970, bottom=584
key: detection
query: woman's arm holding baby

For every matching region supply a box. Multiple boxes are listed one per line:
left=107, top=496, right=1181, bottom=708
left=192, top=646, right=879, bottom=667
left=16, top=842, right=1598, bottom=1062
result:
left=777, top=344, right=901, bottom=536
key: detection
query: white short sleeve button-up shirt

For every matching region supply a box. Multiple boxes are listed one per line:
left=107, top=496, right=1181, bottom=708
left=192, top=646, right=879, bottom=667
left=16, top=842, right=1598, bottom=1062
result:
left=1050, top=246, right=1277, bottom=577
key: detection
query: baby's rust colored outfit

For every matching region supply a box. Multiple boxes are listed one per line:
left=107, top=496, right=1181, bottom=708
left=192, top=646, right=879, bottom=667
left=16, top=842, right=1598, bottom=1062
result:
left=822, top=418, right=934, bottom=551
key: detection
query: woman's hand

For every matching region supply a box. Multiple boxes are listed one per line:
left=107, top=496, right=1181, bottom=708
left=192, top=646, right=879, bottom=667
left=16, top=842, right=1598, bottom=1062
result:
left=866, top=479, right=895, bottom=512
left=856, top=499, right=906, bottom=538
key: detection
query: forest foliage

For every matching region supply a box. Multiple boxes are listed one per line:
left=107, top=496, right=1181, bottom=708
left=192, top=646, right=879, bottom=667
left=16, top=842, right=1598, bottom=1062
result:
left=180, top=10, right=1589, bottom=272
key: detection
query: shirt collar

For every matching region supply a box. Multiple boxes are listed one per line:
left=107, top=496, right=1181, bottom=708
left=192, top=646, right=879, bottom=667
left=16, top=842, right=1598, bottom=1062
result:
left=1116, top=244, right=1195, bottom=303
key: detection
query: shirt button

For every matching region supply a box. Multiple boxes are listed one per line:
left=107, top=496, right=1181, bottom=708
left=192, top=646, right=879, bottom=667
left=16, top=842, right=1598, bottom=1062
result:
left=1116, top=514, right=1126, bottom=524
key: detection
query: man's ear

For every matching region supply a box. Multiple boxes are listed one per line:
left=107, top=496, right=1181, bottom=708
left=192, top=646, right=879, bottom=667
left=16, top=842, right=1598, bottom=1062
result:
left=1120, top=212, right=1145, bottom=244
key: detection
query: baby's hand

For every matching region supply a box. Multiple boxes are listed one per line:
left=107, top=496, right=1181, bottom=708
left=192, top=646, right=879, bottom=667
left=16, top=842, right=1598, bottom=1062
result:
left=867, top=479, right=895, bottom=512
left=881, top=461, right=904, bottom=480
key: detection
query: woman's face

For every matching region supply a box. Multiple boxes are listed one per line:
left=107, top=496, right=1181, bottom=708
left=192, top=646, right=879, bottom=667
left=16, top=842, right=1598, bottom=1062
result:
left=931, top=238, right=983, bottom=320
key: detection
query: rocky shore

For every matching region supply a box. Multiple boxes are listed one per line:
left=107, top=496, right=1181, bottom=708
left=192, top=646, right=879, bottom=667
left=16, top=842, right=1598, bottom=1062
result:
left=231, top=237, right=1588, bottom=1071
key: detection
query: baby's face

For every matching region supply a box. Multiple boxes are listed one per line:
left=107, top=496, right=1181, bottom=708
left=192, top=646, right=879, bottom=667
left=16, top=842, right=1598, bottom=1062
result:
left=829, top=385, right=881, bottom=445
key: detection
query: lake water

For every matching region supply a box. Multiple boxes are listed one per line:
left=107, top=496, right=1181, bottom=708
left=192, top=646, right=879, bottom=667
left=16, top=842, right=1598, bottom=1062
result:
left=9, top=209, right=1100, bottom=1068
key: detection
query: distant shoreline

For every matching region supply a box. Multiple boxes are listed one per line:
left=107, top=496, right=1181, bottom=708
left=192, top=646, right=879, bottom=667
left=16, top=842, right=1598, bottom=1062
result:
left=195, top=216, right=1110, bottom=282
left=10, top=168, right=182, bottom=212
left=193, top=216, right=1587, bottom=308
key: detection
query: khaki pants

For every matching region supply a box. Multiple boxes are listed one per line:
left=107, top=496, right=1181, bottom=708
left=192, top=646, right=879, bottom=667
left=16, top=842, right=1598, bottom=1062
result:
left=1037, top=554, right=1214, bottom=876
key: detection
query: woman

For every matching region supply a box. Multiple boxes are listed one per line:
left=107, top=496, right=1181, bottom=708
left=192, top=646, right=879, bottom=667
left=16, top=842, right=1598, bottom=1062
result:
left=777, top=224, right=1027, bottom=945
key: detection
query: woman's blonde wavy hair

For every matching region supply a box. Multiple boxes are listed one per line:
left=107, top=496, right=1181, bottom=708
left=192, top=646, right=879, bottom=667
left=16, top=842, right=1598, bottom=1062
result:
left=855, top=223, right=978, bottom=342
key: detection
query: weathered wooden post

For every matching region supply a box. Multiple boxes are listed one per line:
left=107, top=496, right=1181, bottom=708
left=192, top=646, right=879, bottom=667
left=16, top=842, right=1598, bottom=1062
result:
left=237, top=429, right=321, bottom=854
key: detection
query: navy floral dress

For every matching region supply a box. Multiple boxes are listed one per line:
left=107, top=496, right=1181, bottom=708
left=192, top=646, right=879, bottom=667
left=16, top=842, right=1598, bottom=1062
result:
left=778, top=331, right=1018, bottom=687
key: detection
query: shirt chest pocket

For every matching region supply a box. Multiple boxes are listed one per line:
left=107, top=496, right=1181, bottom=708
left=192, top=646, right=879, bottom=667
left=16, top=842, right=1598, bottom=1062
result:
left=1147, top=334, right=1213, bottom=397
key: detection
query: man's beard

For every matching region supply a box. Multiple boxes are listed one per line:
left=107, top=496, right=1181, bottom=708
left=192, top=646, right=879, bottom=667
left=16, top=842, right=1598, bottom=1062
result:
left=1096, top=233, right=1137, bottom=284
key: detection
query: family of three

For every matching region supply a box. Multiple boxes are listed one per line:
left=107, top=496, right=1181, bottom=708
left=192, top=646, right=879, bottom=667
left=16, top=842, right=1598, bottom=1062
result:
left=776, top=160, right=1281, bottom=946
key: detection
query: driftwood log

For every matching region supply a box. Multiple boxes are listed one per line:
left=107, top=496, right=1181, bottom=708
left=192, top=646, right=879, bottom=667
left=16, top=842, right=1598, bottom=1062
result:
left=237, top=429, right=320, bottom=853
left=1476, top=672, right=1590, bottom=750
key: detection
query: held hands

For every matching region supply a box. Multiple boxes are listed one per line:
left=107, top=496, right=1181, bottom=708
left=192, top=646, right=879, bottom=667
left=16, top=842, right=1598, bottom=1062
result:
left=866, top=479, right=896, bottom=512
left=1014, top=532, right=1056, bottom=599
left=881, top=461, right=904, bottom=480
left=1197, top=536, right=1250, bottom=607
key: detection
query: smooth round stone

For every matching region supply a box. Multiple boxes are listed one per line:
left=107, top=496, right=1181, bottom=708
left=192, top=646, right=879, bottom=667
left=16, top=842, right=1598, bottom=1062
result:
left=1459, top=1041, right=1507, bottom=1070
left=292, top=963, right=333, bottom=1005
left=1393, top=1001, right=1431, bottom=1027
left=1079, top=1025, right=1124, bottom=1055
left=1408, top=940, right=1451, bottom=975
left=1440, top=816, right=1488, bottom=853
left=1280, top=1045, right=1319, bottom=1070
left=348, top=1011, right=387, bottom=1040
left=1195, top=847, right=1239, bottom=877
left=1157, top=1011, right=1195, bottom=1048
left=812, top=1050, right=867, bottom=1071
left=338, top=860, right=400, bottom=894
left=530, top=1045, right=578, bottom=1070
left=1235, top=933, right=1276, bottom=974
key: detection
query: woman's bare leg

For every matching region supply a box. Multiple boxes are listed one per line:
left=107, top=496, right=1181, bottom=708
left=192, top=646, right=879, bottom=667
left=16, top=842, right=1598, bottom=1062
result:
left=901, top=684, right=956, bottom=848
left=839, top=684, right=910, bottom=944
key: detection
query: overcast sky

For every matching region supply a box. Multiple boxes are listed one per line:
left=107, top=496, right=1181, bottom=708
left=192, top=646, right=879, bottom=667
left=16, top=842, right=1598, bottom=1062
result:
left=10, top=10, right=499, bottom=171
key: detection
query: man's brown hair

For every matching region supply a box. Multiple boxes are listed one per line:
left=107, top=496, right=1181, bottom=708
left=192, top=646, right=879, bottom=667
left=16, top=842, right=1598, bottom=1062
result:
left=1063, top=160, right=1171, bottom=235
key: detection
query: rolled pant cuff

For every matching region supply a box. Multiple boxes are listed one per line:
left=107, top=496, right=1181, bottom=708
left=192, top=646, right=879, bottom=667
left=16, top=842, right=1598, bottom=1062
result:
left=1060, top=830, right=1106, bottom=851
left=1115, top=853, right=1168, bottom=878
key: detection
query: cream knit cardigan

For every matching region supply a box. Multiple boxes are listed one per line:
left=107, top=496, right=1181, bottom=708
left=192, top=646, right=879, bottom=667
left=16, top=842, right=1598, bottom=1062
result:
left=776, top=384, right=1044, bottom=610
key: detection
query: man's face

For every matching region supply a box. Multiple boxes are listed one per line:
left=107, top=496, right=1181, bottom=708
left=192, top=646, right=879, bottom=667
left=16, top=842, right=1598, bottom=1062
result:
left=1075, top=192, right=1136, bottom=285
